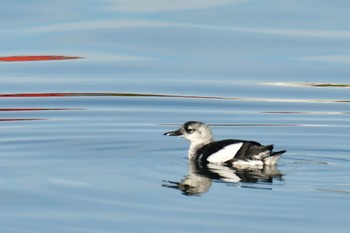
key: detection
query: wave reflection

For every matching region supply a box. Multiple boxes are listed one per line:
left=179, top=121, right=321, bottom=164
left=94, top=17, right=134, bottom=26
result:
left=261, top=82, right=350, bottom=88
left=101, top=0, right=244, bottom=12
left=0, top=108, right=82, bottom=111
left=163, top=161, right=283, bottom=196
left=22, top=19, right=350, bottom=39
left=0, top=92, right=349, bottom=103
left=0, top=118, right=45, bottom=122
left=0, top=108, right=82, bottom=122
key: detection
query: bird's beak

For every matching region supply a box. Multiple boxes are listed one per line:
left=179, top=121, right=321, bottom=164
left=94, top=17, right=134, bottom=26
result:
left=163, top=128, right=183, bottom=137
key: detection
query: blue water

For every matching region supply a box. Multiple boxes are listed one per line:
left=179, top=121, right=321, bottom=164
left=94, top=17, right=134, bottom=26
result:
left=1, top=1, right=350, bottom=232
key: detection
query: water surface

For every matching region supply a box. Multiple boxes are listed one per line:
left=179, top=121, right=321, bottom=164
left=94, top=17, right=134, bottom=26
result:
left=0, top=1, right=349, bottom=233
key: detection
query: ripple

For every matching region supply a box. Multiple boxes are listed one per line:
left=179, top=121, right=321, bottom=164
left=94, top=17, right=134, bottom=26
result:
left=0, top=107, right=82, bottom=122
left=261, top=82, right=350, bottom=88
left=21, top=19, right=350, bottom=39
left=303, top=55, right=350, bottom=65
left=46, top=178, right=92, bottom=187
left=0, top=118, right=45, bottom=122
left=0, top=108, right=83, bottom=111
left=0, top=92, right=349, bottom=103
left=101, top=0, right=244, bottom=12
left=160, top=123, right=330, bottom=128
left=318, top=189, right=350, bottom=194
left=263, top=111, right=350, bottom=115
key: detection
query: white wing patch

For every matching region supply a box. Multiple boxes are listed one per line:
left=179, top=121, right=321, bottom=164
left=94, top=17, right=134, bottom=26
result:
left=207, top=143, right=243, bottom=164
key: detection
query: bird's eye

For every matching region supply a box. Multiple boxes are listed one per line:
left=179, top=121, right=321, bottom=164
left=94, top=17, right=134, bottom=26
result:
left=187, top=128, right=195, bottom=134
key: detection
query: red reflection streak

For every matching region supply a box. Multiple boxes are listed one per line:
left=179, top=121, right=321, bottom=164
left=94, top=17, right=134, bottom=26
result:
left=0, top=55, right=81, bottom=62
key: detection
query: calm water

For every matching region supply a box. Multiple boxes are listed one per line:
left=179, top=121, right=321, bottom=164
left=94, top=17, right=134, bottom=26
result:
left=1, top=1, right=350, bottom=232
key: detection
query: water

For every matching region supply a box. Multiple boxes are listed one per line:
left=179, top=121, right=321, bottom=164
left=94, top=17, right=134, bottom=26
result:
left=1, top=1, right=350, bottom=232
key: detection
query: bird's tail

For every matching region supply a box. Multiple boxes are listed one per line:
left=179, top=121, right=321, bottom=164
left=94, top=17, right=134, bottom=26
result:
left=263, top=150, right=286, bottom=165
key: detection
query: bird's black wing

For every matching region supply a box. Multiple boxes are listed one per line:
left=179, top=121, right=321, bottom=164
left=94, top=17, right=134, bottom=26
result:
left=229, top=141, right=273, bottom=161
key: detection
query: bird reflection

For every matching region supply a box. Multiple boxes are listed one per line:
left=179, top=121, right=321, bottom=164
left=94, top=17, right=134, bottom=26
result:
left=162, top=160, right=283, bottom=196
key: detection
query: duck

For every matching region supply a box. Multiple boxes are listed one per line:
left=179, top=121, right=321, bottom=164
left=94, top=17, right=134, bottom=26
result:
left=163, top=121, right=286, bottom=168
